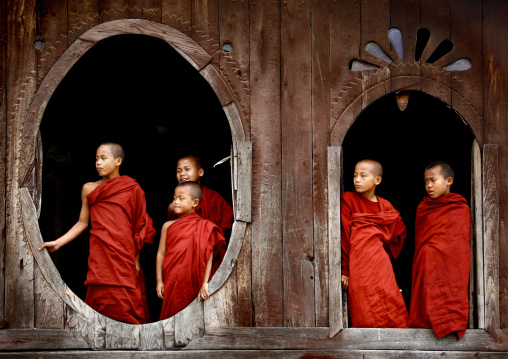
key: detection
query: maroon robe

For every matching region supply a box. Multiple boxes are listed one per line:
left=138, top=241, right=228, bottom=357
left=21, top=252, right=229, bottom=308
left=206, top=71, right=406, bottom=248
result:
left=160, top=212, right=226, bottom=320
left=85, top=176, right=156, bottom=324
left=341, top=191, right=408, bottom=328
left=196, top=186, right=234, bottom=238
left=409, top=193, right=470, bottom=339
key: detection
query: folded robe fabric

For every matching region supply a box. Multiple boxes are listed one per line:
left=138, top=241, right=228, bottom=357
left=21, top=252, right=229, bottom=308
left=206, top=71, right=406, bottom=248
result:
left=85, top=175, right=156, bottom=324
left=160, top=212, right=226, bottom=320
left=341, top=191, right=408, bottom=328
left=196, top=186, right=234, bottom=238
left=409, top=193, right=470, bottom=339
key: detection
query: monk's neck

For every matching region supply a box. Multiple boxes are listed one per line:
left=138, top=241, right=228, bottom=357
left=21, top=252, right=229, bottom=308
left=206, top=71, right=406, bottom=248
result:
left=101, top=173, right=121, bottom=182
left=358, top=191, right=378, bottom=202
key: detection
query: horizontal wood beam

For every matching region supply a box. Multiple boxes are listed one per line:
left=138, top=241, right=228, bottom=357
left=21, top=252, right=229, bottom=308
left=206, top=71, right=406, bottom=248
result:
left=0, top=329, right=89, bottom=350
left=185, top=328, right=508, bottom=352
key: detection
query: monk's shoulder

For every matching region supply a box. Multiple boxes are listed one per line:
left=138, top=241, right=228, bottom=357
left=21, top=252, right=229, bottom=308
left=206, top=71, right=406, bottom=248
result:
left=377, top=196, right=395, bottom=210
left=82, top=181, right=101, bottom=196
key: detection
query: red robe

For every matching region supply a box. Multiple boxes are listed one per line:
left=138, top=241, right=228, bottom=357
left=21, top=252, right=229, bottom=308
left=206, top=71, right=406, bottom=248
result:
left=160, top=212, right=226, bottom=320
left=196, top=186, right=234, bottom=238
left=341, top=191, right=408, bottom=328
left=409, top=193, right=470, bottom=339
left=85, top=176, right=156, bottom=324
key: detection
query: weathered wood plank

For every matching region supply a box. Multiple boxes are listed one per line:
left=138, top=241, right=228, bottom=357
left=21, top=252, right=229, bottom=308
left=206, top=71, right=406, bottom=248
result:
left=218, top=0, right=250, bottom=141
left=450, top=0, right=483, bottom=145
left=223, top=103, right=246, bottom=143
left=174, top=298, right=204, bottom=347
left=162, top=316, right=175, bottom=349
left=281, top=0, right=314, bottom=327
left=472, top=139, right=484, bottom=328
left=67, top=0, right=99, bottom=46
left=1, top=350, right=508, bottom=359
left=483, top=0, right=508, bottom=328
left=99, top=0, right=129, bottom=23
left=329, top=0, right=362, bottom=146
left=250, top=0, right=283, bottom=327
left=105, top=318, right=140, bottom=350
left=235, top=141, right=252, bottom=222
left=161, top=0, right=191, bottom=35
left=200, top=64, right=234, bottom=106
left=37, top=0, right=68, bottom=86
left=191, top=0, right=219, bottom=66
left=420, top=0, right=452, bottom=104
left=186, top=327, right=508, bottom=352
left=312, top=0, right=330, bottom=327
left=0, top=0, right=6, bottom=322
left=483, top=144, right=501, bottom=341
left=139, top=321, right=164, bottom=351
left=5, top=0, right=37, bottom=328
left=65, top=305, right=95, bottom=349
left=389, top=0, right=421, bottom=91
left=130, top=0, right=161, bottom=22
left=236, top=225, right=252, bottom=326
left=204, top=266, right=238, bottom=329
left=328, top=147, right=343, bottom=337
left=0, top=329, right=89, bottom=350
left=34, top=264, right=65, bottom=329
left=360, top=0, right=390, bottom=109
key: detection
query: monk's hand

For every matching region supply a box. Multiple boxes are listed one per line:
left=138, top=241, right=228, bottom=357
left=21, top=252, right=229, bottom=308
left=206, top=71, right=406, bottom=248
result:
left=135, top=255, right=141, bottom=276
left=341, top=275, right=349, bottom=291
left=156, top=282, right=164, bottom=299
left=198, top=283, right=209, bottom=302
left=38, top=241, right=60, bottom=253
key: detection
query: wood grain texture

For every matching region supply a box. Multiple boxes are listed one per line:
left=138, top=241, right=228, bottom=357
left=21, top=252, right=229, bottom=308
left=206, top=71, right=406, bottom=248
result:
left=204, top=266, right=238, bottom=329
left=162, top=316, right=175, bottom=349
left=250, top=0, right=283, bottom=327
left=67, top=0, right=99, bottom=46
left=34, top=265, right=65, bottom=329
left=450, top=0, right=483, bottom=145
left=472, top=139, right=485, bottom=328
left=218, top=0, right=250, bottom=140
left=235, top=142, right=252, bottom=222
left=174, top=298, right=204, bottom=347
left=223, top=103, right=246, bottom=143
left=5, top=0, right=37, bottom=328
left=329, top=0, right=362, bottom=146
left=483, top=0, right=508, bottom=328
left=130, top=0, right=161, bottom=22
left=236, top=225, right=252, bottom=327
left=139, top=321, right=164, bottom=351
left=99, top=0, right=129, bottom=23
left=0, top=329, right=89, bottom=350
left=191, top=0, right=219, bottom=66
left=328, top=147, right=343, bottom=338
left=199, top=64, right=234, bottom=106
left=0, top=0, right=6, bottom=321
left=161, top=0, right=191, bottom=35
left=281, top=0, right=314, bottom=327
left=105, top=319, right=140, bottom=350
left=312, top=0, right=330, bottom=327
left=389, top=0, right=421, bottom=91
left=186, top=327, right=508, bottom=352
left=483, top=144, right=501, bottom=341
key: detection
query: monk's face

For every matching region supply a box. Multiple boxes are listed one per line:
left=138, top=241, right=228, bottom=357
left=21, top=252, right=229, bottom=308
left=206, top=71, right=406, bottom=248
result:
left=353, top=162, right=381, bottom=195
left=173, top=187, right=199, bottom=216
left=176, top=158, right=204, bottom=183
left=424, top=166, right=452, bottom=199
left=96, top=145, right=121, bottom=178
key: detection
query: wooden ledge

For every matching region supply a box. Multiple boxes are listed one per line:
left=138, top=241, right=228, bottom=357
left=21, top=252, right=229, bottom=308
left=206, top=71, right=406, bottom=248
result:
left=184, top=327, right=508, bottom=352
left=0, top=329, right=90, bottom=351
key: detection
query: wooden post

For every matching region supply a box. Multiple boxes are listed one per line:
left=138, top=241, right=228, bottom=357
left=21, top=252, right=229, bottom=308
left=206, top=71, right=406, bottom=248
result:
left=328, top=146, right=343, bottom=338
left=483, top=144, right=501, bottom=341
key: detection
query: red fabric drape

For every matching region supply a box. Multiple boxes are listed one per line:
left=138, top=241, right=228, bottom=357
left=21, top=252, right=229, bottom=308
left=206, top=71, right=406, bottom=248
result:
left=341, top=191, right=408, bottom=328
left=196, top=186, right=234, bottom=237
left=160, top=212, right=226, bottom=320
left=409, top=193, right=470, bottom=339
left=85, top=176, right=156, bottom=324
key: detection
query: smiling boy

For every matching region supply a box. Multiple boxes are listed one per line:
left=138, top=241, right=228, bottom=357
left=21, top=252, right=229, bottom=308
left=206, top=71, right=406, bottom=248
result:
left=409, top=162, right=470, bottom=339
left=39, top=143, right=156, bottom=324
left=340, top=159, right=408, bottom=328
left=167, top=156, right=234, bottom=239
left=157, top=181, right=226, bottom=320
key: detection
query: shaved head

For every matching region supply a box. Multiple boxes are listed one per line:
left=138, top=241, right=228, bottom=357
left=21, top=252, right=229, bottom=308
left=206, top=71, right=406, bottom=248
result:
left=357, top=159, right=383, bottom=177
left=175, top=181, right=203, bottom=201
left=179, top=155, right=202, bottom=170
left=425, top=161, right=454, bottom=180
left=100, top=142, right=125, bottom=162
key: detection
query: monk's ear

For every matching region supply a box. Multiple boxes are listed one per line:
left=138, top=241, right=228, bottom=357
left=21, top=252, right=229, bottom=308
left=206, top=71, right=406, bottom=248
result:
left=446, top=177, right=453, bottom=186
left=375, top=176, right=382, bottom=185
left=116, top=157, right=123, bottom=167
left=192, top=199, right=200, bottom=208
left=198, top=168, right=204, bottom=177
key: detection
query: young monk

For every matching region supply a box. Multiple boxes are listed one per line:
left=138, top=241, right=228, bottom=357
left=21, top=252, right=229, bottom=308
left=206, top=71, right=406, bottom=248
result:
left=39, top=143, right=156, bottom=324
left=341, top=159, right=408, bottom=328
left=409, top=162, right=470, bottom=339
left=167, top=155, right=234, bottom=239
left=157, top=181, right=226, bottom=320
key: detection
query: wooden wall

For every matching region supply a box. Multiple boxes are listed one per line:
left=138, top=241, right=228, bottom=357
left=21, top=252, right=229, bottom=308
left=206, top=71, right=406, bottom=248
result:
left=0, top=0, right=507, bottom=336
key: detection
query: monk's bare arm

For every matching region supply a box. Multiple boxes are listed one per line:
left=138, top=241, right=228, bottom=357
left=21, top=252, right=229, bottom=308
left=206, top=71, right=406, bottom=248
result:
left=341, top=275, right=349, bottom=291
left=39, top=182, right=95, bottom=253
left=156, top=221, right=172, bottom=299
left=197, top=255, right=213, bottom=302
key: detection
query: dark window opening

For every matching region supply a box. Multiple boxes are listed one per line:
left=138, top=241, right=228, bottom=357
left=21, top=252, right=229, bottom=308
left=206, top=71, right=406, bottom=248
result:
left=39, top=34, right=233, bottom=323
left=342, top=91, right=474, bottom=326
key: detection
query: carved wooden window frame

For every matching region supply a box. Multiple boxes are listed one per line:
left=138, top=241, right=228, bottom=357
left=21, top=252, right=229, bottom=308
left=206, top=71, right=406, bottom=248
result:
left=18, top=19, right=252, bottom=350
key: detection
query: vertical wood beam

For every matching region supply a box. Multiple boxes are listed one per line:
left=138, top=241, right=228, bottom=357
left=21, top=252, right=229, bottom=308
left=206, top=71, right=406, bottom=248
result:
left=161, top=0, right=191, bottom=35
left=483, top=144, right=500, bottom=341
left=472, top=139, right=484, bottom=328
left=281, top=0, right=314, bottom=327
left=99, top=0, right=129, bottom=23
left=67, top=0, right=98, bottom=46
left=250, top=0, right=283, bottom=327
left=192, top=0, right=219, bottom=67
left=0, top=0, right=7, bottom=322
left=130, top=0, right=161, bottom=22
left=5, top=0, right=37, bottom=328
